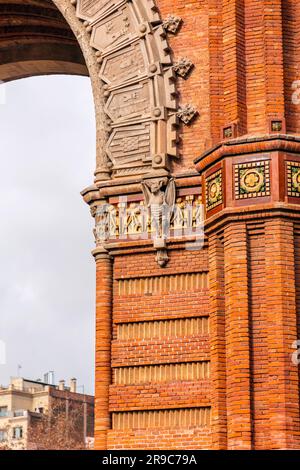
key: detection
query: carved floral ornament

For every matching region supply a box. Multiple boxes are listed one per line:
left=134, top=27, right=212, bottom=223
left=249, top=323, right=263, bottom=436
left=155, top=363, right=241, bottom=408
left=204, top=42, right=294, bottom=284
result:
left=177, top=104, right=198, bottom=125
left=162, top=14, right=182, bottom=34
left=70, top=0, right=197, bottom=180
left=173, top=57, right=194, bottom=79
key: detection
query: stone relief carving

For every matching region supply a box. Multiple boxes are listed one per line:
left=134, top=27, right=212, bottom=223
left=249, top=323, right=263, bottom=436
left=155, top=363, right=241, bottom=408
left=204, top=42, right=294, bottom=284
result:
left=177, top=104, right=198, bottom=125
left=106, top=122, right=152, bottom=175
left=141, top=177, right=176, bottom=239
left=92, top=192, right=203, bottom=265
left=141, top=177, right=176, bottom=267
left=162, top=14, right=182, bottom=34
left=104, top=81, right=150, bottom=122
left=74, top=0, right=179, bottom=179
left=173, top=57, right=194, bottom=78
left=76, top=0, right=124, bottom=22
left=99, top=40, right=146, bottom=87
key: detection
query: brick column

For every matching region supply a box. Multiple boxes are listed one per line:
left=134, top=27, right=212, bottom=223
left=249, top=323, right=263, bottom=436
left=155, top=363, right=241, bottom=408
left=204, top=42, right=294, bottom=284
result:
left=93, top=247, right=113, bottom=450
left=224, top=222, right=252, bottom=449
left=222, top=0, right=247, bottom=134
left=208, top=232, right=227, bottom=449
left=264, top=218, right=300, bottom=449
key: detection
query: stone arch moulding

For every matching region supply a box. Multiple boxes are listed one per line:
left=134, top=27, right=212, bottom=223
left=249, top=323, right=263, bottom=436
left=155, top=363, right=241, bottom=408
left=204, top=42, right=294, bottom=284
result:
left=69, top=0, right=178, bottom=182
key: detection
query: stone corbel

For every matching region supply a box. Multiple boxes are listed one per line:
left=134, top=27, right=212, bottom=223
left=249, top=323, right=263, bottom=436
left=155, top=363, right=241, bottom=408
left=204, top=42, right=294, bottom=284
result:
left=154, top=238, right=169, bottom=267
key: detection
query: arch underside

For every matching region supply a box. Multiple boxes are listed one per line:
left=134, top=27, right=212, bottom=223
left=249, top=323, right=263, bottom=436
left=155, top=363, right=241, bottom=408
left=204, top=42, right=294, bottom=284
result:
left=0, top=0, right=88, bottom=81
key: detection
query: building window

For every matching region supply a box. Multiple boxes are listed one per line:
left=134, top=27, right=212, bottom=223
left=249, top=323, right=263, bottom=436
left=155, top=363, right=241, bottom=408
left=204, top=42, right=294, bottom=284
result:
left=0, top=406, right=8, bottom=417
left=0, top=430, right=7, bottom=442
left=35, top=407, right=44, bottom=414
left=13, top=427, right=23, bottom=439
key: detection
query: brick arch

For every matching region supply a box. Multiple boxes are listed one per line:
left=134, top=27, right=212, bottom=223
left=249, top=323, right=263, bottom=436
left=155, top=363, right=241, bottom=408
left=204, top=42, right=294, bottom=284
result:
left=0, top=0, right=88, bottom=81
left=0, top=0, right=107, bottom=180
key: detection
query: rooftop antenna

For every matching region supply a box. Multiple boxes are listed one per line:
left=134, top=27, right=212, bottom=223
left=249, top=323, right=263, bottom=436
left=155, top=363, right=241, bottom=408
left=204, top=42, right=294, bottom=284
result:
left=17, top=364, right=22, bottom=377
left=78, top=384, right=85, bottom=394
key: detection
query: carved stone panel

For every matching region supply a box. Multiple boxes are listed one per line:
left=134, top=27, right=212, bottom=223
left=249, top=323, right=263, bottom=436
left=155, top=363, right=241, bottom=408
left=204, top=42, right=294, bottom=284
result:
left=105, top=81, right=150, bottom=123
left=90, top=4, right=138, bottom=53
left=106, top=122, right=152, bottom=175
left=99, top=40, right=147, bottom=87
left=76, top=0, right=121, bottom=22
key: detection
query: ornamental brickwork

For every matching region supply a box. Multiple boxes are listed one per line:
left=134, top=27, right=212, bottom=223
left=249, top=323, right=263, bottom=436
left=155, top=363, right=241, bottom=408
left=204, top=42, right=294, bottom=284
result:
left=3, top=0, right=300, bottom=450
left=81, top=0, right=300, bottom=450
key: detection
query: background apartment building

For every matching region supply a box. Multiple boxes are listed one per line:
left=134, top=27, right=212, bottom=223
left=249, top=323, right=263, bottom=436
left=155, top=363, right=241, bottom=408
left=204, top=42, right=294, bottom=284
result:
left=0, top=377, right=94, bottom=449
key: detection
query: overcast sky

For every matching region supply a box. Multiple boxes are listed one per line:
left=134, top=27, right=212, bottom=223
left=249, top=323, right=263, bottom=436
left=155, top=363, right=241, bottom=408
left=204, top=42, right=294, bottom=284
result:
left=0, top=75, right=96, bottom=395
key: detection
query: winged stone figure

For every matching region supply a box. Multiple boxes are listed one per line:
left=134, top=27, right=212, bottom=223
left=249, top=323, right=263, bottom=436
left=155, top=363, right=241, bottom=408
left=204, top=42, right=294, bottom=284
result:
left=141, top=177, right=176, bottom=240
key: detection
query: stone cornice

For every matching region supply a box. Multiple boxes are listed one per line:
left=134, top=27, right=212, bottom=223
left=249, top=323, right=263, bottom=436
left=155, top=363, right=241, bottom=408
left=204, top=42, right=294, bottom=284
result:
left=195, top=134, right=300, bottom=173
left=81, top=173, right=202, bottom=206
left=99, top=235, right=208, bottom=258
left=204, top=202, right=300, bottom=235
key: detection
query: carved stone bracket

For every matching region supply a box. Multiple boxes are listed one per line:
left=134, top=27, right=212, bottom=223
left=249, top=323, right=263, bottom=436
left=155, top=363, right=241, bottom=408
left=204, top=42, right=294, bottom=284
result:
left=163, top=14, right=182, bottom=34
left=177, top=104, right=198, bottom=125
left=74, top=0, right=179, bottom=180
left=154, top=238, right=169, bottom=267
left=173, top=57, right=194, bottom=78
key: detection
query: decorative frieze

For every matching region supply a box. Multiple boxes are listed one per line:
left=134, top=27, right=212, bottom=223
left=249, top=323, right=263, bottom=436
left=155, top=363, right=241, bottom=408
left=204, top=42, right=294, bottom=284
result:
left=93, top=193, right=203, bottom=243
left=117, top=317, right=209, bottom=340
left=287, top=161, right=300, bottom=197
left=112, top=407, right=211, bottom=429
left=234, top=161, right=270, bottom=199
left=205, top=169, right=223, bottom=211
left=113, top=362, right=210, bottom=385
left=117, top=273, right=208, bottom=296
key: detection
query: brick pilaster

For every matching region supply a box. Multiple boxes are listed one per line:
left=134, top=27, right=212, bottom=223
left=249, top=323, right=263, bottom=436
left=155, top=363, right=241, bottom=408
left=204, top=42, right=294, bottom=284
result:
left=222, top=0, right=247, bottom=135
left=224, top=222, right=252, bottom=449
left=264, top=218, right=300, bottom=449
left=245, top=0, right=285, bottom=134
left=282, top=0, right=300, bottom=133
left=93, top=248, right=113, bottom=450
left=208, top=232, right=227, bottom=449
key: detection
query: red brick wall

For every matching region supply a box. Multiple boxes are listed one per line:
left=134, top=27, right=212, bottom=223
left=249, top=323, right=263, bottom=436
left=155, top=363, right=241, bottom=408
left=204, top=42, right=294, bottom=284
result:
left=247, top=225, right=270, bottom=449
left=157, top=0, right=211, bottom=171
left=107, top=427, right=212, bottom=450
left=161, top=0, right=296, bottom=167
left=93, top=0, right=300, bottom=450
left=108, top=248, right=211, bottom=449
